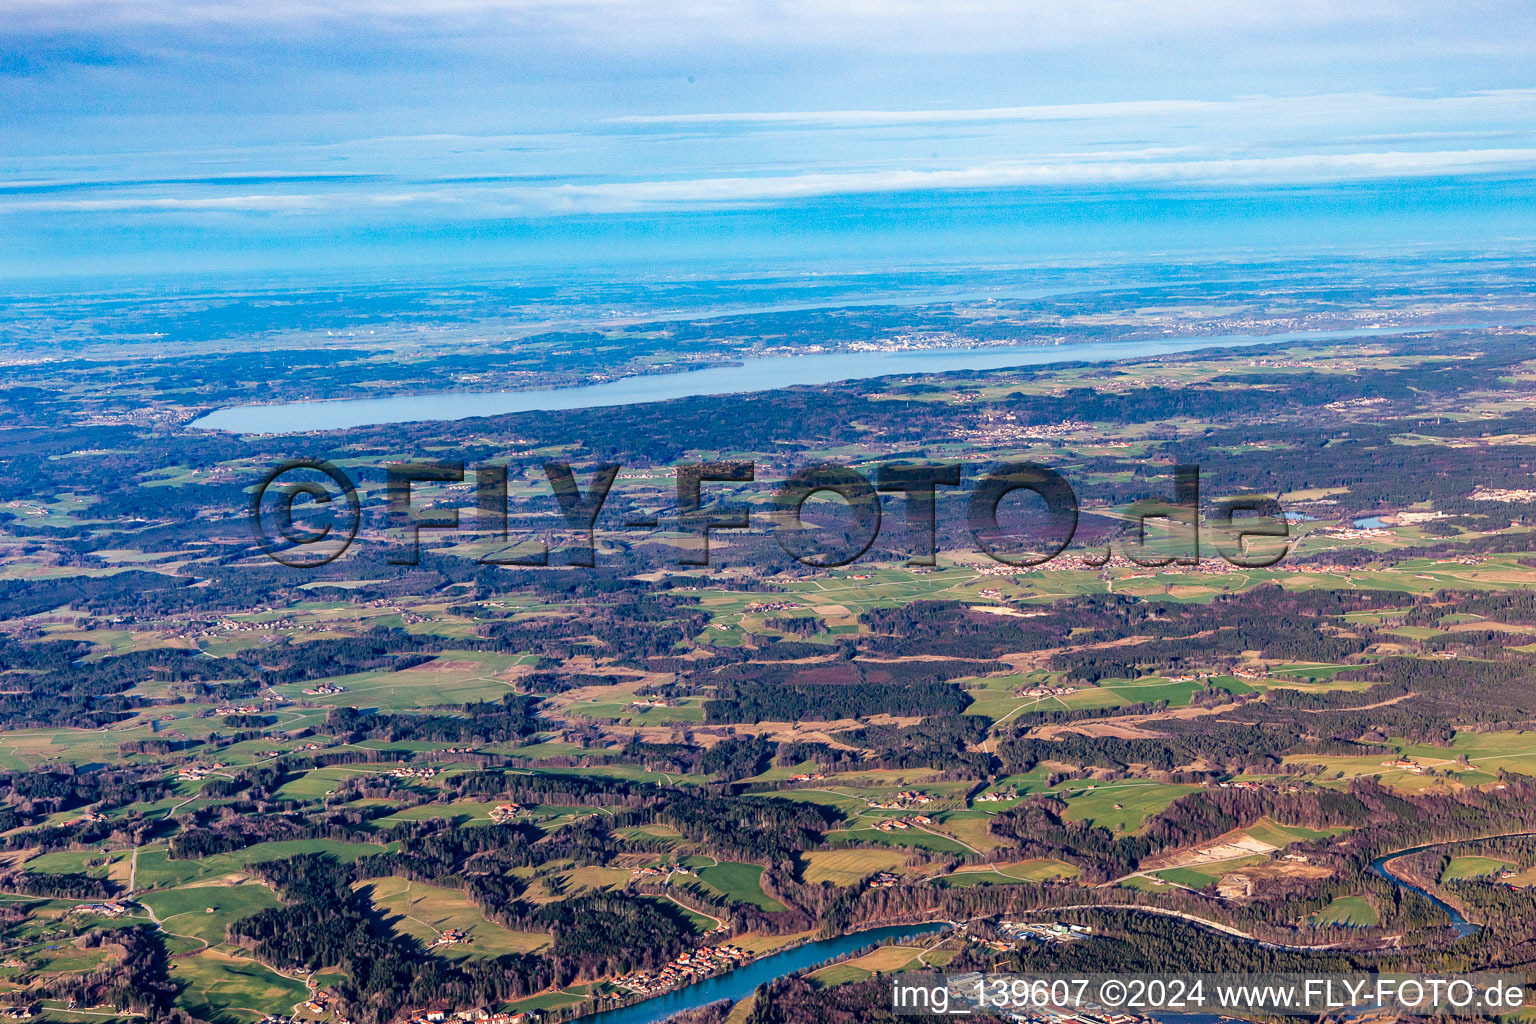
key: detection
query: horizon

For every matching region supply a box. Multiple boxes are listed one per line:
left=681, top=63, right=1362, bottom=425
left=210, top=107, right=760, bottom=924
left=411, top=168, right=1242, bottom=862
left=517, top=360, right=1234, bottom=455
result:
left=3, top=1, right=1536, bottom=283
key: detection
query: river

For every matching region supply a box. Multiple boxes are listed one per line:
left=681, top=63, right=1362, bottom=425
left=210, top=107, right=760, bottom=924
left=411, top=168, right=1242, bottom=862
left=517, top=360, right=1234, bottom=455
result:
left=1366, top=832, right=1536, bottom=938
left=190, top=324, right=1460, bottom=433
left=569, top=922, right=948, bottom=1024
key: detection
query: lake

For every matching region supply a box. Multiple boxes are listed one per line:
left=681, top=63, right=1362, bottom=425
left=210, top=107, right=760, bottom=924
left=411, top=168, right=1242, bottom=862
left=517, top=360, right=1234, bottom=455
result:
left=190, top=325, right=1452, bottom=434
left=570, top=922, right=949, bottom=1024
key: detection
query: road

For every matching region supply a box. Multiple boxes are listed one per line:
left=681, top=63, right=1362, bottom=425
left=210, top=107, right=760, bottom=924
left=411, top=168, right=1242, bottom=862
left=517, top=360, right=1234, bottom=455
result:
left=1014, top=903, right=1347, bottom=951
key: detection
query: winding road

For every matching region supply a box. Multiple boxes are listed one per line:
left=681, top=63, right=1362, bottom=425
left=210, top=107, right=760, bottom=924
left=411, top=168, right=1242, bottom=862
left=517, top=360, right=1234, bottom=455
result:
left=1012, top=903, right=1348, bottom=951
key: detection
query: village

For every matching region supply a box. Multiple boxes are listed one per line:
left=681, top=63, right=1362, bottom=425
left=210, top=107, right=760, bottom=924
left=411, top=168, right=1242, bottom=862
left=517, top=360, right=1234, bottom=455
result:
left=866, top=790, right=934, bottom=810
left=874, top=813, right=934, bottom=833
left=614, top=943, right=751, bottom=995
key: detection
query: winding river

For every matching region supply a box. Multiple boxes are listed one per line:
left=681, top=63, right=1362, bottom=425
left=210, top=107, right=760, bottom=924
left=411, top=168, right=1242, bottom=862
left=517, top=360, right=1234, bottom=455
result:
left=570, top=922, right=948, bottom=1024
left=553, top=834, right=1515, bottom=1024
left=1367, top=832, right=1536, bottom=938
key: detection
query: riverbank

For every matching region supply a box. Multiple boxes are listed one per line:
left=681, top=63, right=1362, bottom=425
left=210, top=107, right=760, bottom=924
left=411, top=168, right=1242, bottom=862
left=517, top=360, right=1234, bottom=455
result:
left=564, top=921, right=950, bottom=1024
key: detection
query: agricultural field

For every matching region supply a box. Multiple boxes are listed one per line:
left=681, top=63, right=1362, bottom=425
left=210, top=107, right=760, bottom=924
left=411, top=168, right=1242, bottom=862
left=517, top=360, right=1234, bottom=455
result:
left=9, top=287, right=1536, bottom=1024
left=139, top=882, right=282, bottom=948
left=689, top=861, right=788, bottom=912
left=1311, top=896, right=1381, bottom=928
left=1054, top=781, right=1203, bottom=834
left=1441, top=856, right=1517, bottom=882
left=800, top=849, right=911, bottom=886
left=940, top=860, right=1080, bottom=886
left=171, top=949, right=309, bottom=1024
left=360, top=878, right=551, bottom=954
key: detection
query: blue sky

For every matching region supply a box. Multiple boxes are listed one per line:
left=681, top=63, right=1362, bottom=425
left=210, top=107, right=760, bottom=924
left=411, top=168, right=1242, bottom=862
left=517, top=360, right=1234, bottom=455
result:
left=3, top=1, right=1536, bottom=282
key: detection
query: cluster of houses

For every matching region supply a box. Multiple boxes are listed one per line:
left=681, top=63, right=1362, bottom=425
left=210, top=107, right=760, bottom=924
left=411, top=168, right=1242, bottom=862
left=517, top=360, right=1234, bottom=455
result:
left=0, top=958, right=27, bottom=969
left=177, top=762, right=226, bottom=781
left=404, top=1010, right=539, bottom=1024
left=255, top=742, right=323, bottom=758
left=976, top=787, right=1020, bottom=803
left=433, top=929, right=469, bottom=947
left=875, top=814, right=933, bottom=832
left=785, top=772, right=827, bottom=782
left=1383, top=757, right=1426, bottom=774
left=489, top=803, right=524, bottom=824
left=0, top=1008, right=35, bottom=1021
left=954, top=415, right=1094, bottom=446
left=1212, top=780, right=1298, bottom=793
left=743, top=601, right=798, bottom=613
left=1319, top=523, right=1391, bottom=542
left=302, top=684, right=345, bottom=696
left=298, top=990, right=346, bottom=1017
left=202, top=616, right=288, bottom=635
left=867, top=791, right=933, bottom=809
left=390, top=765, right=439, bottom=780
left=615, top=944, right=751, bottom=994
left=632, top=864, right=693, bottom=879
left=213, top=703, right=265, bottom=715
left=1020, top=685, right=1077, bottom=698
left=867, top=872, right=900, bottom=889
left=70, top=902, right=131, bottom=918
left=628, top=698, right=673, bottom=709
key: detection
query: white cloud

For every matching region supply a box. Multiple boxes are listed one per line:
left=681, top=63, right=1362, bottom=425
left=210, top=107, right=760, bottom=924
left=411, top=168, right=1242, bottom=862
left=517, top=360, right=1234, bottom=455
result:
left=604, top=90, right=1536, bottom=129
left=521, top=148, right=1536, bottom=213
left=11, top=192, right=428, bottom=213
left=9, top=146, right=1535, bottom=220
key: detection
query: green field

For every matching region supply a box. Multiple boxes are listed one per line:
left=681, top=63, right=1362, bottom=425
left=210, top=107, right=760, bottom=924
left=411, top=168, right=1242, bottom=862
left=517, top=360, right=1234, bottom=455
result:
left=1152, top=856, right=1267, bottom=889
left=273, top=765, right=381, bottom=800
left=1054, top=781, right=1201, bottom=834
left=1441, top=855, right=1516, bottom=881
left=131, top=838, right=389, bottom=889
left=691, top=861, right=787, bottom=911
left=941, top=859, right=1079, bottom=887
left=22, top=849, right=128, bottom=877
left=1243, top=818, right=1342, bottom=848
left=172, top=950, right=308, bottom=1024
left=1312, top=895, right=1380, bottom=927
left=369, top=799, right=509, bottom=826
left=801, top=849, right=909, bottom=886
left=822, top=828, right=971, bottom=855
left=139, top=881, right=281, bottom=947
left=362, top=877, right=551, bottom=954
left=267, top=650, right=536, bottom=710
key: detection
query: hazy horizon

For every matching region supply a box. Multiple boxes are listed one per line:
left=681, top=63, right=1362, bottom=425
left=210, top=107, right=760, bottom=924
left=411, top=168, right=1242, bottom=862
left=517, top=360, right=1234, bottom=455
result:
left=4, top=1, right=1536, bottom=283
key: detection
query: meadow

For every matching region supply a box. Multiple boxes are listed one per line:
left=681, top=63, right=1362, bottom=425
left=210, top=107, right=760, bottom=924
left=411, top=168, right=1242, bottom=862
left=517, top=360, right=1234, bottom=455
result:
left=360, top=877, right=551, bottom=955
left=171, top=949, right=308, bottom=1024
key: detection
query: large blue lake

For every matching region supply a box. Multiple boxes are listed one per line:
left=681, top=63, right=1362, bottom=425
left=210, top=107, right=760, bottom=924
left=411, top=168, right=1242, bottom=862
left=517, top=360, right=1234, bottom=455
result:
left=192, top=325, right=1450, bottom=434
left=570, top=922, right=948, bottom=1024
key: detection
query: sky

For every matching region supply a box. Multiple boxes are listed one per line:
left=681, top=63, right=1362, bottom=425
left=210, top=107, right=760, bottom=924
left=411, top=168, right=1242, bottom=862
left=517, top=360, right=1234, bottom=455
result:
left=3, top=1, right=1536, bottom=283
